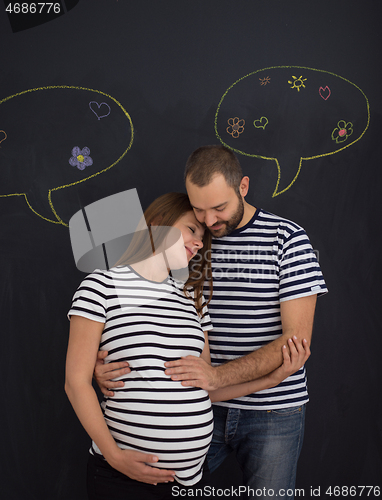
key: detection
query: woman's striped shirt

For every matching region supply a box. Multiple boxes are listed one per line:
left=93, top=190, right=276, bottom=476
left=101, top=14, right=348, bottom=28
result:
left=206, top=208, right=328, bottom=410
left=68, top=266, right=213, bottom=486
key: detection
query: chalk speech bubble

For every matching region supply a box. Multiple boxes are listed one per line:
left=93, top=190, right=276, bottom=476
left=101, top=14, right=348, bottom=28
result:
left=0, top=86, right=134, bottom=225
left=215, top=66, right=370, bottom=196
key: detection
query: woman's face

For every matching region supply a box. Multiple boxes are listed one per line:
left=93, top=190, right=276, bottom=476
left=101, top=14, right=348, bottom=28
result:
left=164, top=211, right=205, bottom=269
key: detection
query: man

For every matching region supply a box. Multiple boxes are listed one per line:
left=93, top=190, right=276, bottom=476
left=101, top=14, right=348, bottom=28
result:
left=95, top=145, right=327, bottom=497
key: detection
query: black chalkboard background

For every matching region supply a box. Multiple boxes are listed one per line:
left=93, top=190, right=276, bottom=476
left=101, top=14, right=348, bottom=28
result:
left=0, top=1, right=381, bottom=498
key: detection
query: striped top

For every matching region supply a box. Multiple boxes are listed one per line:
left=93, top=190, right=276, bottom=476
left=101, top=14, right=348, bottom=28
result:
left=68, top=266, right=213, bottom=486
left=207, top=208, right=328, bottom=410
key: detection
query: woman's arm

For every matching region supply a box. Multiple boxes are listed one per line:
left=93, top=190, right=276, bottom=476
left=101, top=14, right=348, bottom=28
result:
left=65, top=315, right=175, bottom=484
left=198, top=334, right=310, bottom=403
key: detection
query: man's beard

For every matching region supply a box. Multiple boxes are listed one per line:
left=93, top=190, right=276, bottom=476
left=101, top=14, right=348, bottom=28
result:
left=209, top=195, right=244, bottom=238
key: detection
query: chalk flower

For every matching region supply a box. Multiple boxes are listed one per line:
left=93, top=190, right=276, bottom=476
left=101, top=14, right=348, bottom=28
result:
left=69, top=146, right=93, bottom=171
left=227, top=117, right=245, bottom=138
left=331, top=121, right=353, bottom=144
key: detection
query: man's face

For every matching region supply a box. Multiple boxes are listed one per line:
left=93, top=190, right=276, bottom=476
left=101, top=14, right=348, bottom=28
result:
left=185, top=174, right=245, bottom=238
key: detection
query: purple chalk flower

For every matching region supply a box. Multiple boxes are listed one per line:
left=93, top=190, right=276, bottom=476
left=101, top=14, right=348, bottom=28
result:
left=69, top=146, right=93, bottom=171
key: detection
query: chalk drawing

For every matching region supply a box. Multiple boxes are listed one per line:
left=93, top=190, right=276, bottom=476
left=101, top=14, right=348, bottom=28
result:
left=319, top=86, right=331, bottom=100
left=215, top=66, right=370, bottom=197
left=0, top=130, right=7, bottom=147
left=69, top=147, right=93, bottom=170
left=288, top=75, right=308, bottom=92
left=227, top=117, right=245, bottom=138
left=89, top=101, right=111, bottom=120
left=0, top=86, right=133, bottom=225
left=332, top=120, right=353, bottom=143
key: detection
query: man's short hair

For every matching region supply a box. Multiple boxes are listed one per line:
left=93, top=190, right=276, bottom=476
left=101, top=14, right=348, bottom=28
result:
left=184, top=145, right=243, bottom=193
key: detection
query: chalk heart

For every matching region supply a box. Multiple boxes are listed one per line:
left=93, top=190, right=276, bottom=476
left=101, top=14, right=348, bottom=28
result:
left=253, top=116, right=268, bottom=129
left=319, top=86, right=331, bottom=100
left=89, top=101, right=111, bottom=120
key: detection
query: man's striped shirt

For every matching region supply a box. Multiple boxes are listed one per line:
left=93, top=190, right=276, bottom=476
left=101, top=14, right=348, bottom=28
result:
left=206, top=208, right=327, bottom=410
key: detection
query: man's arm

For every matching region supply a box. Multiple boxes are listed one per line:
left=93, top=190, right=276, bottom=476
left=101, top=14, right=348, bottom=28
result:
left=209, top=337, right=310, bottom=402
left=164, top=294, right=317, bottom=391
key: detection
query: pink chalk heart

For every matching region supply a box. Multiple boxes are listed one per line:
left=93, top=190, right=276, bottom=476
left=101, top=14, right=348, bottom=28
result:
left=89, top=101, right=111, bottom=120
left=319, top=86, right=331, bottom=100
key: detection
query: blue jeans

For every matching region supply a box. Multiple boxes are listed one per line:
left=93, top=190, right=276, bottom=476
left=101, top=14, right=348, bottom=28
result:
left=207, top=404, right=306, bottom=499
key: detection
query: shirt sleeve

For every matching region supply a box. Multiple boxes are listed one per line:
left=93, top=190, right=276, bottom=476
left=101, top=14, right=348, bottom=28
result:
left=68, top=270, right=108, bottom=323
left=279, top=228, right=328, bottom=302
left=199, top=298, right=213, bottom=332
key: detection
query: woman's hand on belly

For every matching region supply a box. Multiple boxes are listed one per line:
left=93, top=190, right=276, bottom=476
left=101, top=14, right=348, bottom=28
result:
left=107, top=448, right=176, bottom=485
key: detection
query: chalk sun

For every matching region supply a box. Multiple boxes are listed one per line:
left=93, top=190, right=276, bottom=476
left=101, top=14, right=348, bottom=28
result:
left=288, top=75, right=307, bottom=92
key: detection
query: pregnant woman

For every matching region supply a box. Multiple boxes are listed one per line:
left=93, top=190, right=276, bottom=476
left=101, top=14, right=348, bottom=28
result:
left=65, top=192, right=309, bottom=500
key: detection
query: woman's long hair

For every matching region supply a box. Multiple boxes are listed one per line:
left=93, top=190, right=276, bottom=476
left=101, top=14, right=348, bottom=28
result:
left=116, top=192, right=212, bottom=315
